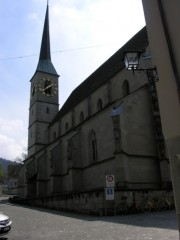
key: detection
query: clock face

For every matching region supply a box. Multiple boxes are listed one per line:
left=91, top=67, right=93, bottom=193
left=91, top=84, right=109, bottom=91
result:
left=38, top=77, right=58, bottom=96
left=31, top=83, right=37, bottom=98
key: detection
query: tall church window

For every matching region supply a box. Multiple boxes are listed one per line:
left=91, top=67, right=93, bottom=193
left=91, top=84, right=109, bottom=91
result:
left=67, top=140, right=72, bottom=161
left=122, top=80, right=130, bottom=97
left=87, top=96, right=91, bottom=117
left=97, top=98, right=103, bottom=111
left=46, top=107, right=49, bottom=114
left=71, top=109, right=75, bottom=127
left=107, top=81, right=112, bottom=103
left=79, top=111, right=84, bottom=123
left=65, top=122, right=69, bottom=132
left=88, top=130, right=98, bottom=163
left=53, top=131, right=56, bottom=140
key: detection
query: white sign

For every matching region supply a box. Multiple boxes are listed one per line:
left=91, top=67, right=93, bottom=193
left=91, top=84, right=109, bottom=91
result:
left=105, top=175, right=115, bottom=187
left=105, top=187, right=114, bottom=200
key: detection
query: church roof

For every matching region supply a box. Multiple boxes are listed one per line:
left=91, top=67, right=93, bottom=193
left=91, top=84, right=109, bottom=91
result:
left=52, top=26, right=148, bottom=123
left=36, top=4, right=58, bottom=76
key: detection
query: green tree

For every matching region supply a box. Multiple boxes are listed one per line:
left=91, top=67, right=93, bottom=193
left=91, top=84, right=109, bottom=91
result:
left=0, top=164, right=5, bottom=182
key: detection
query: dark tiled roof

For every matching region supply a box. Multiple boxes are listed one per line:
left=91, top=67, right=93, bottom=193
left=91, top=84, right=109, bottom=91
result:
left=35, top=4, right=58, bottom=76
left=36, top=59, right=58, bottom=76
left=52, top=26, right=148, bottom=123
left=39, top=5, right=51, bottom=61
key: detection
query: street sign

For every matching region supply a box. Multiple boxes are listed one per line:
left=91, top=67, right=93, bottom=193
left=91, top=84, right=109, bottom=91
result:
left=105, top=187, right=114, bottom=200
left=105, top=175, right=115, bottom=187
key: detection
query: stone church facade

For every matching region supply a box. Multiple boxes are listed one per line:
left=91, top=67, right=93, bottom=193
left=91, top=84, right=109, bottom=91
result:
left=18, top=4, right=173, bottom=214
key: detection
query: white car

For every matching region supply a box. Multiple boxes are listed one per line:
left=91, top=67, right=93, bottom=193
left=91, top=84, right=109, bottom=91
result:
left=0, top=213, right=12, bottom=235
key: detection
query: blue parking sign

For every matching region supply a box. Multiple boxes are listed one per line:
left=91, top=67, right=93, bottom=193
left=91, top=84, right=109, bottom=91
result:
left=105, top=187, right=114, bottom=200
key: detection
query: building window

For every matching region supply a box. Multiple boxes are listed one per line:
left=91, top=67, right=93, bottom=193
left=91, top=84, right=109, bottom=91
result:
left=79, top=111, right=84, bottom=123
left=87, top=96, right=91, bottom=117
left=122, top=80, right=130, bottom=97
left=107, top=81, right=112, bottom=103
left=67, top=140, right=72, bottom=161
left=88, top=130, right=98, bottom=163
left=71, top=109, right=75, bottom=127
left=65, top=122, right=69, bottom=132
left=97, top=98, right=103, bottom=111
left=53, top=131, right=56, bottom=140
left=46, top=107, right=50, bottom=114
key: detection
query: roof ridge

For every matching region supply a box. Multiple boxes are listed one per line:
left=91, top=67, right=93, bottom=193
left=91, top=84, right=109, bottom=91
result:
left=51, top=26, right=148, bottom=124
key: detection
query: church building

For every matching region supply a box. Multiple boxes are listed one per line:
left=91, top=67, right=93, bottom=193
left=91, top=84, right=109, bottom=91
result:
left=18, top=4, right=172, bottom=215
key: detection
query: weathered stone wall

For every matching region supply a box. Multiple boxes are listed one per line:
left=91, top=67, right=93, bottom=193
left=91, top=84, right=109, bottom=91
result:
left=15, top=189, right=174, bottom=216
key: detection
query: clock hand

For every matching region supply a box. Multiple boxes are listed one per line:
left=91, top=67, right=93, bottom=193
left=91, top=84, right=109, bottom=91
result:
left=42, top=83, right=53, bottom=91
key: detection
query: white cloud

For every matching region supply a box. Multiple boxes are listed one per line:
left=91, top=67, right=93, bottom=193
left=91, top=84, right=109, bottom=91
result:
left=0, top=118, right=27, bottom=160
left=0, top=119, right=24, bottom=135
left=0, top=0, right=145, bottom=160
left=0, top=134, right=25, bottom=160
left=49, top=0, right=145, bottom=106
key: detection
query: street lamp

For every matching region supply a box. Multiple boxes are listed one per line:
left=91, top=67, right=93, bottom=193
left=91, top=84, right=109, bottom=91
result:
left=123, top=50, right=158, bottom=81
left=124, top=51, right=140, bottom=71
left=123, top=50, right=166, bottom=174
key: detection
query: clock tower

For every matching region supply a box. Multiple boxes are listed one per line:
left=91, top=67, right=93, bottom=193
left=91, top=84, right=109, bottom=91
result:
left=28, top=3, right=59, bottom=157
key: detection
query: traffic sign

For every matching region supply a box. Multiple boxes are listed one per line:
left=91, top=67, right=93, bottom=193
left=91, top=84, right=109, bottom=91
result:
left=105, top=187, right=114, bottom=200
left=105, top=175, right=115, bottom=187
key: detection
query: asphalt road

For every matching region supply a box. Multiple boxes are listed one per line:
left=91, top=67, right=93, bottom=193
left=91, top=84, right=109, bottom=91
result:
left=0, top=197, right=179, bottom=240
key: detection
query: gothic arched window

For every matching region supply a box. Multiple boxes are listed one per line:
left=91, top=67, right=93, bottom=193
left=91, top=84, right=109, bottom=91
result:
left=79, top=111, right=84, bottom=123
left=53, top=131, right=56, bottom=140
left=122, top=80, right=130, bottom=97
left=46, top=107, right=49, bottom=114
left=65, top=122, right=69, bottom=132
left=97, top=98, right=103, bottom=111
left=88, top=130, right=98, bottom=163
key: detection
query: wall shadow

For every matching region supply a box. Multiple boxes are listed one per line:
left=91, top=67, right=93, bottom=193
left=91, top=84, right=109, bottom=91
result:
left=1, top=198, right=178, bottom=231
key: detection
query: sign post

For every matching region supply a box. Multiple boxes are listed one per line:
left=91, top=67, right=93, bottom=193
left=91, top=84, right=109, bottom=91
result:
left=105, top=175, right=115, bottom=188
left=104, top=175, right=115, bottom=215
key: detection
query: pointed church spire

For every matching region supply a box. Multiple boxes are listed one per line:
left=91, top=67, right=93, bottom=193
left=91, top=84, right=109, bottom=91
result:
left=39, top=3, right=51, bottom=61
left=36, top=3, right=58, bottom=76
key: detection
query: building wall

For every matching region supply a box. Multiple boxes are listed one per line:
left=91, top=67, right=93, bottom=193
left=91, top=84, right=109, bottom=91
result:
left=142, top=0, right=180, bottom=139
left=8, top=178, right=18, bottom=195
left=17, top=189, right=174, bottom=216
left=18, top=165, right=26, bottom=198
left=142, top=0, right=180, bottom=227
left=121, top=88, right=157, bottom=156
left=18, top=44, right=171, bottom=211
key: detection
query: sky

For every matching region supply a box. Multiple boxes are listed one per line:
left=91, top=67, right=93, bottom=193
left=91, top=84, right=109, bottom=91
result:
left=0, top=0, right=145, bottom=161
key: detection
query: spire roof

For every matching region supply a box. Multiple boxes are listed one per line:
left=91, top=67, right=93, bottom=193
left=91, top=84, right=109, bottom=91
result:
left=36, top=4, right=58, bottom=76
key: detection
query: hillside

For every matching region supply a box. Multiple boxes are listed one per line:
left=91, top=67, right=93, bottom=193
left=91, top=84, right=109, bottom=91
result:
left=0, top=158, right=13, bottom=175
